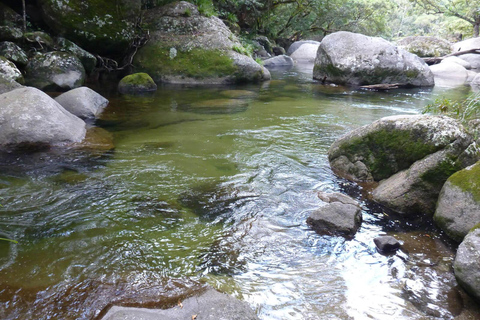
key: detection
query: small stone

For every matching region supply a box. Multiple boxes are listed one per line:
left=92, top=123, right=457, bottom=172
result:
left=374, top=236, right=401, bottom=254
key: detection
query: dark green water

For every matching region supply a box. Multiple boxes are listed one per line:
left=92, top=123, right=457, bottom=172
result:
left=0, top=65, right=479, bottom=319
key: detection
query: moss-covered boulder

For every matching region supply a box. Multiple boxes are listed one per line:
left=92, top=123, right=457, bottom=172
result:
left=0, top=55, right=23, bottom=83
left=0, top=41, right=28, bottom=67
left=25, top=51, right=85, bottom=91
left=313, top=31, right=434, bottom=87
left=24, top=31, right=55, bottom=50
left=134, top=1, right=270, bottom=84
left=118, top=73, right=157, bottom=94
left=55, top=37, right=97, bottom=74
left=38, top=0, right=141, bottom=56
left=328, top=115, right=479, bottom=216
left=434, top=162, right=480, bottom=242
left=454, top=228, right=480, bottom=303
left=396, top=36, right=451, bottom=58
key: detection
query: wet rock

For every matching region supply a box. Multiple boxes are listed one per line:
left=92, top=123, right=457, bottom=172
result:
left=396, top=36, right=451, bottom=57
left=263, top=55, right=294, bottom=69
left=374, top=235, right=401, bottom=254
left=307, top=192, right=362, bottom=238
left=0, top=25, right=22, bottom=42
left=134, top=1, right=270, bottom=85
left=25, top=51, right=86, bottom=91
left=101, top=288, right=259, bottom=320
left=287, top=40, right=320, bottom=63
left=55, top=37, right=97, bottom=74
left=454, top=228, right=480, bottom=303
left=0, top=56, right=23, bottom=83
left=118, top=73, right=157, bottom=94
left=329, top=115, right=479, bottom=215
left=313, top=31, right=434, bottom=87
left=55, top=87, right=109, bottom=120
left=0, top=87, right=86, bottom=147
left=38, top=0, right=140, bottom=55
left=220, top=89, right=256, bottom=99
left=434, top=162, right=480, bottom=242
left=0, top=42, right=28, bottom=67
left=74, top=126, right=114, bottom=152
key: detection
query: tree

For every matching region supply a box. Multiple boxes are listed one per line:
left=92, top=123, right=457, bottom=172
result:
left=414, top=0, right=480, bottom=37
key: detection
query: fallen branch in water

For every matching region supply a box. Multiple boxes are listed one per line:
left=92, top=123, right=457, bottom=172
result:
left=360, top=83, right=409, bottom=91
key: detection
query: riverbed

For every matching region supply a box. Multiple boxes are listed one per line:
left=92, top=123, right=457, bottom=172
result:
left=0, top=65, right=479, bottom=319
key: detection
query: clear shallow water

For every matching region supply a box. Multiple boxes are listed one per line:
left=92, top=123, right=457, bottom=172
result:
left=0, top=65, right=479, bottom=319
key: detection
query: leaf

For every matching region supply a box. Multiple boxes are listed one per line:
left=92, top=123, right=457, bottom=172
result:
left=0, top=238, right=18, bottom=244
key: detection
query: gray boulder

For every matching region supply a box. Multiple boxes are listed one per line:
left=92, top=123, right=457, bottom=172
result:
left=0, top=87, right=86, bottom=146
left=313, top=31, right=434, bottom=87
left=55, top=37, right=97, bottom=74
left=25, top=51, right=86, bottom=91
left=118, top=73, right=157, bottom=94
left=454, top=228, right=480, bottom=303
left=434, top=162, right=480, bottom=242
left=0, top=26, right=22, bottom=42
left=307, top=191, right=362, bottom=238
left=0, top=76, right=22, bottom=94
left=472, top=73, right=480, bottom=88
left=263, top=55, right=294, bottom=69
left=374, top=236, right=401, bottom=254
left=55, top=87, right=109, bottom=120
left=430, top=61, right=468, bottom=87
left=452, top=37, right=480, bottom=70
left=442, top=56, right=472, bottom=69
left=0, top=42, right=28, bottom=67
left=101, top=288, right=259, bottom=320
left=0, top=56, right=23, bottom=83
left=287, top=40, right=320, bottom=63
left=134, top=1, right=270, bottom=85
left=396, top=36, right=451, bottom=57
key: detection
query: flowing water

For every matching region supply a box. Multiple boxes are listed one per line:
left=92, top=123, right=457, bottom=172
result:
left=0, top=65, right=479, bottom=319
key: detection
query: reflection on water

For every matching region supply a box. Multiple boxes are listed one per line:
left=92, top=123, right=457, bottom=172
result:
left=0, top=65, right=479, bottom=319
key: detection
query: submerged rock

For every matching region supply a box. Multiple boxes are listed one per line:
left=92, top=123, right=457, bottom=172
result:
left=434, top=162, right=480, bottom=242
left=134, top=1, right=270, bottom=84
left=0, top=87, right=86, bottom=147
left=118, top=73, right=157, bottom=94
left=454, top=228, right=480, bottom=303
left=307, top=191, right=362, bottom=238
left=313, top=31, right=434, bottom=87
left=396, top=36, right=451, bottom=57
left=101, top=288, right=259, bottom=320
left=25, top=51, right=86, bottom=91
left=55, top=87, right=109, bottom=120
left=287, top=40, right=320, bottom=63
left=374, top=235, right=401, bottom=254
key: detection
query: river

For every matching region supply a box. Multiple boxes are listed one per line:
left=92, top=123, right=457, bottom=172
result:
left=0, top=65, right=479, bottom=319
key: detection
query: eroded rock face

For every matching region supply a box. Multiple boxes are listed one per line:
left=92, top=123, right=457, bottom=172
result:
left=396, top=36, right=451, bottom=57
left=55, top=87, right=109, bottom=120
left=38, top=0, right=140, bottom=55
left=328, top=115, right=479, bottom=215
left=434, top=162, right=480, bottom=242
left=313, top=31, right=434, bottom=87
left=454, top=228, right=480, bottom=303
left=25, top=51, right=85, bottom=91
left=0, top=87, right=86, bottom=146
left=134, top=1, right=270, bottom=84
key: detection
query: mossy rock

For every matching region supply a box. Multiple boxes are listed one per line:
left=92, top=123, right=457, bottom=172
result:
left=118, top=73, right=157, bottom=94
left=24, top=31, right=54, bottom=50
left=0, top=41, right=28, bottom=67
left=0, top=25, right=22, bottom=42
left=38, top=0, right=141, bottom=56
left=55, top=37, right=97, bottom=74
left=0, top=55, right=23, bottom=84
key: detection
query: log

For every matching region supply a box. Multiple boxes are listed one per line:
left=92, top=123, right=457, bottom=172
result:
left=360, top=83, right=409, bottom=91
left=423, top=48, right=480, bottom=65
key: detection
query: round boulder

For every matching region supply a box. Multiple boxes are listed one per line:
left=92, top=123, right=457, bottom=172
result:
left=396, top=36, right=451, bottom=57
left=25, top=51, right=86, bottom=91
left=434, top=162, right=480, bottom=242
left=430, top=61, right=469, bottom=87
left=313, top=31, right=434, bottom=87
left=55, top=87, right=109, bottom=120
left=454, top=228, right=480, bottom=303
left=0, top=56, right=23, bottom=83
left=0, top=87, right=86, bottom=146
left=263, top=55, right=294, bottom=69
left=287, top=40, right=320, bottom=63
left=118, top=73, right=157, bottom=94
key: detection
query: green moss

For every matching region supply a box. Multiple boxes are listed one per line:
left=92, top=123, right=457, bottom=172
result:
left=420, top=156, right=463, bottom=186
left=405, top=69, right=419, bottom=78
left=448, top=162, right=480, bottom=202
left=120, top=73, right=154, bottom=85
left=134, top=45, right=237, bottom=80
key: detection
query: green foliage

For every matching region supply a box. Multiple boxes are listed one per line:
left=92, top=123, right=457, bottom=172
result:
left=193, top=0, right=217, bottom=16
left=423, top=92, right=480, bottom=123
left=0, top=238, right=17, bottom=244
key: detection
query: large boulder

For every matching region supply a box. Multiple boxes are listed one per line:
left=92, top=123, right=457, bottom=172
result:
left=430, top=61, right=469, bottom=87
left=434, top=162, right=480, bottom=242
left=55, top=37, right=97, bottom=74
left=396, top=36, right=451, bottom=57
left=454, top=228, right=480, bottom=303
left=287, top=40, right=320, bottom=63
left=25, top=51, right=85, bottom=91
left=0, top=56, right=23, bottom=83
left=452, top=37, right=480, bottom=70
left=38, top=0, right=141, bottom=56
left=0, top=76, right=22, bottom=94
left=134, top=1, right=270, bottom=85
left=0, top=42, right=28, bottom=67
left=101, top=288, right=259, bottom=320
left=0, top=87, right=86, bottom=146
left=313, top=31, right=434, bottom=87
left=306, top=191, right=362, bottom=239
left=54, top=87, right=109, bottom=120
left=329, top=115, right=479, bottom=215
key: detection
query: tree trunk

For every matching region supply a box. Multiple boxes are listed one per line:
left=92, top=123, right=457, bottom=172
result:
left=22, top=0, right=26, bottom=32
